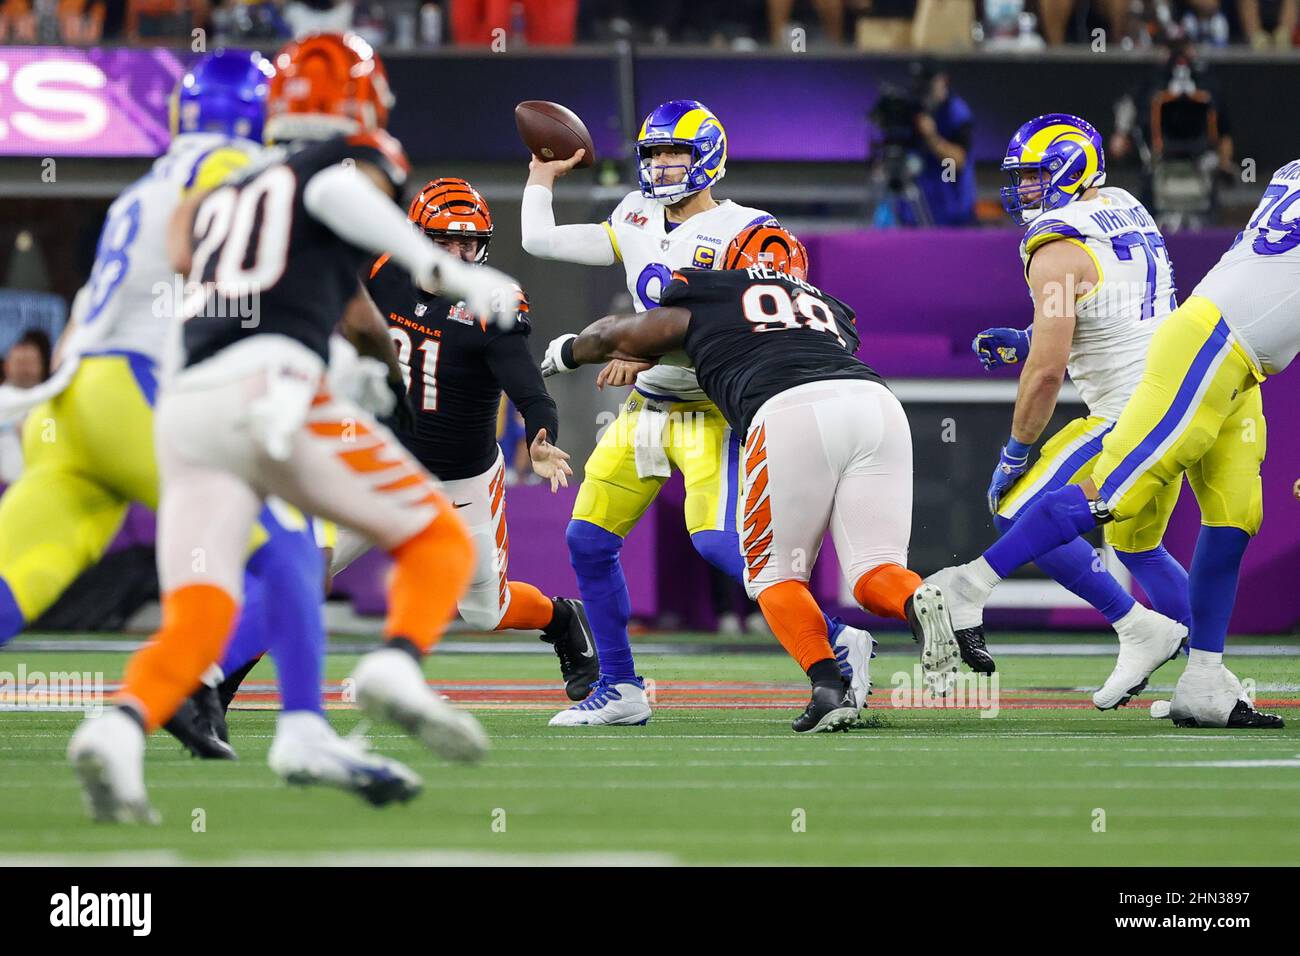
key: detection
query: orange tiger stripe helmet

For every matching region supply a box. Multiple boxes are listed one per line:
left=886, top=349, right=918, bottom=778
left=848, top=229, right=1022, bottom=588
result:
left=723, top=223, right=810, bottom=281
left=407, top=177, right=494, bottom=263
left=265, top=32, right=395, bottom=143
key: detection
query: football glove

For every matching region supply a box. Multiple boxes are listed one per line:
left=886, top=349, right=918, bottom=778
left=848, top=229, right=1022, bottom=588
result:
left=541, top=334, right=579, bottom=378
left=972, top=326, right=1032, bottom=370
left=987, top=443, right=1031, bottom=516
left=424, top=255, right=520, bottom=330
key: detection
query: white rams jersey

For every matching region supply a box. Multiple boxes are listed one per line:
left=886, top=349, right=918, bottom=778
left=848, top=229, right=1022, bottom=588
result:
left=79, top=133, right=263, bottom=364
left=604, top=190, right=776, bottom=400
left=1020, top=187, right=1176, bottom=420
left=1194, top=159, right=1300, bottom=376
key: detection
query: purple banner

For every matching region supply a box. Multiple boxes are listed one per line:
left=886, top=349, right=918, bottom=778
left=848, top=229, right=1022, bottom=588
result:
left=0, top=46, right=183, bottom=156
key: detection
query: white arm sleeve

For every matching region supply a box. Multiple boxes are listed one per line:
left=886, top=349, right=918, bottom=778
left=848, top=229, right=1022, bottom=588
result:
left=302, top=162, right=441, bottom=283
left=520, top=183, right=618, bottom=265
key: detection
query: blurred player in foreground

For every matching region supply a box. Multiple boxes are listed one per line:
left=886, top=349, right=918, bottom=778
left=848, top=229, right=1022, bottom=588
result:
left=66, top=33, right=521, bottom=823
left=522, top=99, right=873, bottom=726
left=224, top=178, right=598, bottom=700
left=0, top=50, right=344, bottom=764
left=544, top=229, right=964, bottom=732
left=968, top=113, right=1192, bottom=709
left=926, top=160, right=1300, bottom=730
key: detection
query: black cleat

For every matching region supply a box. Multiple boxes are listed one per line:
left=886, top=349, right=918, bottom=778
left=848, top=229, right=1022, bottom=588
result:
left=192, top=682, right=230, bottom=744
left=905, top=594, right=995, bottom=674
left=1172, top=699, right=1286, bottom=729
left=953, top=626, right=996, bottom=674
left=217, top=655, right=262, bottom=717
left=540, top=598, right=600, bottom=701
left=1224, top=699, right=1285, bottom=729
left=792, top=683, right=859, bottom=734
left=163, top=692, right=237, bottom=760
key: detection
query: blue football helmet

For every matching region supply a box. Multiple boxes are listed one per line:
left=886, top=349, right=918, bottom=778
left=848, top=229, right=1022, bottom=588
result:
left=635, top=99, right=727, bottom=202
left=171, top=49, right=274, bottom=143
left=1000, top=113, right=1106, bottom=226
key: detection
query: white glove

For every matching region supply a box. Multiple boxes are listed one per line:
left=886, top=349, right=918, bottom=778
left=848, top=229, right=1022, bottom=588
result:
left=541, top=333, right=579, bottom=378
left=327, top=336, right=395, bottom=418
left=420, top=255, right=521, bottom=330
left=245, top=357, right=321, bottom=461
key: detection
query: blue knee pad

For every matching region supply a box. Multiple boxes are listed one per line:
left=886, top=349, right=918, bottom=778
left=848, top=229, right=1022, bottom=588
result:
left=691, top=529, right=744, bottom=581
left=0, top=577, right=24, bottom=647
left=986, top=485, right=1100, bottom=578
left=998, top=511, right=1134, bottom=623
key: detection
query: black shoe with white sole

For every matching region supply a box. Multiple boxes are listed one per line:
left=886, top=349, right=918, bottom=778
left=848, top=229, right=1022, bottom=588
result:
left=792, top=682, right=859, bottom=734
left=541, top=598, right=600, bottom=701
left=953, top=625, right=996, bottom=674
left=1225, top=699, right=1284, bottom=729
left=163, top=691, right=237, bottom=760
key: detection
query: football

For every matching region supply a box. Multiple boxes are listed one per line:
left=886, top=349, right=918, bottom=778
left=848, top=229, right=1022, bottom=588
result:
left=515, top=100, right=596, bottom=167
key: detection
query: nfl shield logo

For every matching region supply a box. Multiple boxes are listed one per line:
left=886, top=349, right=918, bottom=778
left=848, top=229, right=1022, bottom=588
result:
left=414, top=303, right=427, bottom=317
left=660, top=239, right=670, bottom=252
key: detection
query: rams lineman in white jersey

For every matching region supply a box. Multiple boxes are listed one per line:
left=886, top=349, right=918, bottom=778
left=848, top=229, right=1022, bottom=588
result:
left=523, top=99, right=872, bottom=726
left=966, top=114, right=1191, bottom=709
left=928, top=156, right=1300, bottom=729
left=0, top=52, right=275, bottom=651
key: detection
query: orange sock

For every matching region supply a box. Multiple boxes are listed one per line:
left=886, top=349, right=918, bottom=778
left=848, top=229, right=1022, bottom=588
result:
left=118, top=584, right=239, bottom=731
left=497, top=581, right=555, bottom=631
left=385, top=505, right=474, bottom=652
left=756, top=580, right=834, bottom=671
left=853, top=563, right=923, bottom=621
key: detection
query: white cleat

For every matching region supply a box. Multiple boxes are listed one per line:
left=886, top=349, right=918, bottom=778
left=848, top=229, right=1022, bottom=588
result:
left=1169, top=662, right=1285, bottom=728
left=351, top=648, right=489, bottom=763
left=907, top=583, right=961, bottom=696
left=1094, top=606, right=1187, bottom=709
left=832, top=625, right=875, bottom=711
left=268, top=711, right=422, bottom=807
left=67, top=709, right=159, bottom=825
left=548, top=678, right=652, bottom=726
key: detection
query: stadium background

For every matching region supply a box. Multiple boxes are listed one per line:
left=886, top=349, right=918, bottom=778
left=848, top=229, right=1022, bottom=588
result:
left=0, top=2, right=1297, bottom=638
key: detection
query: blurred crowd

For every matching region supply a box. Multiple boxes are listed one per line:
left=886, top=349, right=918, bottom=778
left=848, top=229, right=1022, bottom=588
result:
left=0, top=0, right=1295, bottom=49
left=0, top=328, right=51, bottom=484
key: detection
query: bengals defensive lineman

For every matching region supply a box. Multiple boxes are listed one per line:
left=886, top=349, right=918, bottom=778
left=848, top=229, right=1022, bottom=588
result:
left=67, top=33, right=520, bottom=822
left=543, top=228, right=964, bottom=732
left=329, top=177, right=599, bottom=700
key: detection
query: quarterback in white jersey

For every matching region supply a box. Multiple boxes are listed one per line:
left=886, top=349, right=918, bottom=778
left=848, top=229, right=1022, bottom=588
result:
left=522, top=98, right=873, bottom=728
left=927, top=155, right=1299, bottom=731
left=956, top=114, right=1191, bottom=709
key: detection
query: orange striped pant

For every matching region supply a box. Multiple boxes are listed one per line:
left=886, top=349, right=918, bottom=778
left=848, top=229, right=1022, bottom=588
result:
left=740, top=379, right=913, bottom=600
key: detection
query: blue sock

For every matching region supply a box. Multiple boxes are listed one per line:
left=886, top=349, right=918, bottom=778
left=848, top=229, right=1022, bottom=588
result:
left=0, top=577, right=24, bottom=647
left=240, top=521, right=326, bottom=713
left=1117, top=546, right=1191, bottom=628
left=221, top=573, right=268, bottom=677
left=692, top=528, right=843, bottom=642
left=1187, top=525, right=1250, bottom=654
left=985, top=485, right=1098, bottom=578
left=996, top=514, right=1134, bottom=623
left=567, top=519, right=637, bottom=684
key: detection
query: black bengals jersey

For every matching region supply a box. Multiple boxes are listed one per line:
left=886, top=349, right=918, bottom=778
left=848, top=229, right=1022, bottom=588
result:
left=664, top=267, right=884, bottom=434
left=366, top=254, right=558, bottom=481
left=183, top=131, right=409, bottom=369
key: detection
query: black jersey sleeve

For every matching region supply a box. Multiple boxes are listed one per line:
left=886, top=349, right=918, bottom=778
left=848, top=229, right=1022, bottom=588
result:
left=485, top=322, right=558, bottom=447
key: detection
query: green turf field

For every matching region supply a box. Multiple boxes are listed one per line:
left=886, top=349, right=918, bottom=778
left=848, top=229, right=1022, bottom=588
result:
left=2, top=634, right=1298, bottom=866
